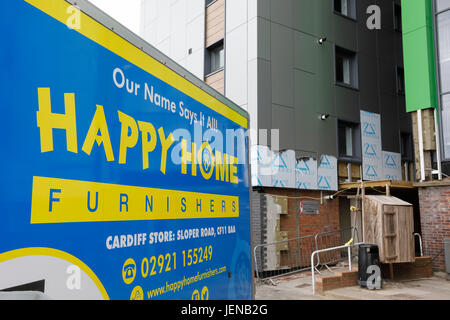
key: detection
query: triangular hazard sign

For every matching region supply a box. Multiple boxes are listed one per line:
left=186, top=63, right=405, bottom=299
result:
left=296, top=159, right=310, bottom=171
left=363, top=123, right=376, bottom=135
left=385, top=155, right=396, bottom=167
left=318, top=176, right=331, bottom=189
left=366, top=165, right=378, bottom=177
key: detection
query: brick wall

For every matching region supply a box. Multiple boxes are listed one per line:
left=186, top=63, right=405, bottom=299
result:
left=251, top=191, right=265, bottom=272
left=258, top=188, right=340, bottom=238
left=257, top=188, right=340, bottom=268
left=418, top=185, right=450, bottom=272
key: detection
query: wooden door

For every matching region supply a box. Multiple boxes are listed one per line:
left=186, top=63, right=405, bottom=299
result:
left=382, top=207, right=398, bottom=262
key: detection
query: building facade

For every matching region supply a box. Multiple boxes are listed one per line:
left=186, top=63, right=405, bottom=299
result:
left=402, top=0, right=450, bottom=272
left=140, top=0, right=418, bottom=272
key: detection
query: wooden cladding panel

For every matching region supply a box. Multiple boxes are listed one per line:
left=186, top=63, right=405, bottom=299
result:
left=206, top=0, right=225, bottom=47
left=338, top=162, right=361, bottom=180
left=205, top=70, right=224, bottom=94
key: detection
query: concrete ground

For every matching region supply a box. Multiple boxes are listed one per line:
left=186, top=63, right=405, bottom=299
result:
left=255, top=270, right=450, bottom=300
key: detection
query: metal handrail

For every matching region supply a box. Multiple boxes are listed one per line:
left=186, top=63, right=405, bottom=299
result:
left=311, top=242, right=363, bottom=295
left=314, top=226, right=358, bottom=266
left=253, top=234, right=317, bottom=280
left=253, top=226, right=360, bottom=281
left=414, top=233, right=423, bottom=257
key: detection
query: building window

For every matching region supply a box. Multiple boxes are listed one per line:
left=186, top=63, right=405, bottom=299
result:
left=205, top=40, right=224, bottom=76
left=206, top=0, right=216, bottom=7
left=435, top=5, right=450, bottom=159
left=394, top=3, right=402, bottom=32
left=335, top=46, right=358, bottom=89
left=338, top=121, right=361, bottom=160
left=400, top=132, right=413, bottom=161
left=333, top=0, right=356, bottom=20
left=437, top=10, right=450, bottom=94
left=436, top=0, right=450, bottom=12
left=397, top=66, right=405, bottom=94
left=440, top=95, right=450, bottom=159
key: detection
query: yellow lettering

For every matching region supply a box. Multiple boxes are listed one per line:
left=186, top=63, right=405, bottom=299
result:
left=36, top=88, right=78, bottom=153
left=138, top=121, right=157, bottom=170
left=198, top=142, right=215, bottom=180
left=230, top=156, right=238, bottom=184
left=181, top=139, right=197, bottom=176
left=158, top=127, right=175, bottom=175
left=82, top=105, right=114, bottom=161
left=118, top=111, right=139, bottom=164
left=215, top=151, right=229, bottom=182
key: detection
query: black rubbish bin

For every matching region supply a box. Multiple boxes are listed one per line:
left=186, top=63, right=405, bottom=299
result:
left=358, top=244, right=382, bottom=289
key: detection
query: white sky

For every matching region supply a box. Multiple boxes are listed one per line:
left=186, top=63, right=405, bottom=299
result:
left=88, top=0, right=141, bottom=35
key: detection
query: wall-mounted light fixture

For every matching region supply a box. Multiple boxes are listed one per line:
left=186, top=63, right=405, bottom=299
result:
left=319, top=114, right=330, bottom=120
left=317, top=37, right=327, bottom=45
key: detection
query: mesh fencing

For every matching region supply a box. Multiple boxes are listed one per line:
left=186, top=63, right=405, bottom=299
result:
left=254, top=227, right=358, bottom=280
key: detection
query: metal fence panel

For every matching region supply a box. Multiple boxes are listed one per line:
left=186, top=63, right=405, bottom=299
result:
left=254, top=227, right=359, bottom=281
left=254, top=234, right=316, bottom=280
left=314, top=227, right=358, bottom=267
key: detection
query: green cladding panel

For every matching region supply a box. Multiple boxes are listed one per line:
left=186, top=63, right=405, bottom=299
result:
left=401, top=0, right=438, bottom=112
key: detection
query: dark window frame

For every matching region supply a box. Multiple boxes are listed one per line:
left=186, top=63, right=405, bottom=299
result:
left=337, top=119, right=362, bottom=163
left=396, top=66, right=405, bottom=95
left=206, top=0, right=217, bottom=8
left=333, top=0, right=357, bottom=21
left=400, top=131, right=413, bottom=161
left=433, top=0, right=450, bottom=162
left=393, top=3, right=402, bottom=32
left=204, top=39, right=224, bottom=77
left=334, top=45, right=359, bottom=90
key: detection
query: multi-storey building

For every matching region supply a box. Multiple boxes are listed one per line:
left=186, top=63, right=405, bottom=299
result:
left=140, top=0, right=424, bottom=272
left=401, top=0, right=450, bottom=272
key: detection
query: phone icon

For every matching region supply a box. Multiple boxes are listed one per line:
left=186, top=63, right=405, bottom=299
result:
left=122, top=258, right=136, bottom=285
left=123, top=264, right=135, bottom=280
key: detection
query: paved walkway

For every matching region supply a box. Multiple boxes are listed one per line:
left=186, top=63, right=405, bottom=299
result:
left=255, top=271, right=450, bottom=300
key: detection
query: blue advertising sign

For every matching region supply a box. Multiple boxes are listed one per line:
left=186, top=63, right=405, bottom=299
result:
left=0, top=0, right=252, bottom=300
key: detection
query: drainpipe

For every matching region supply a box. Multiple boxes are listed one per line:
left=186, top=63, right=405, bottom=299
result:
left=404, top=162, right=409, bottom=181
left=347, top=163, right=352, bottom=182
left=434, top=108, right=443, bottom=181
left=417, top=109, right=426, bottom=182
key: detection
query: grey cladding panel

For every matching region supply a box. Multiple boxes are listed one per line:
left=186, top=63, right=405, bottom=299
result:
left=295, top=108, right=319, bottom=154
left=315, top=0, right=334, bottom=43
left=295, top=70, right=318, bottom=153
left=258, top=0, right=271, bottom=20
left=377, top=31, right=396, bottom=63
left=356, top=0, right=374, bottom=22
left=394, top=32, right=404, bottom=66
left=257, top=59, right=272, bottom=138
left=258, top=18, right=271, bottom=61
left=294, top=31, right=316, bottom=74
left=378, top=61, right=397, bottom=95
left=333, top=17, right=357, bottom=52
left=380, top=93, right=400, bottom=153
left=397, top=96, right=412, bottom=133
left=335, top=86, right=360, bottom=123
left=358, top=54, right=380, bottom=114
left=357, top=18, right=378, bottom=57
left=314, top=44, right=335, bottom=116
left=271, top=23, right=294, bottom=108
left=293, top=0, right=316, bottom=33
left=294, top=69, right=316, bottom=112
left=270, top=0, right=293, bottom=28
left=272, top=104, right=295, bottom=151
left=378, top=0, right=395, bottom=33
left=315, top=115, right=338, bottom=157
